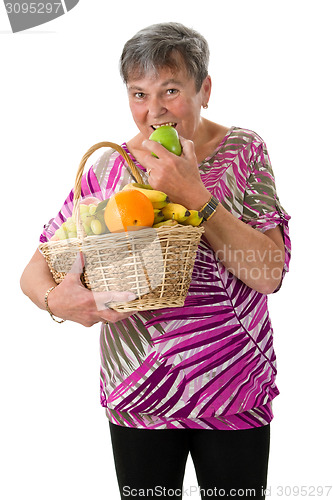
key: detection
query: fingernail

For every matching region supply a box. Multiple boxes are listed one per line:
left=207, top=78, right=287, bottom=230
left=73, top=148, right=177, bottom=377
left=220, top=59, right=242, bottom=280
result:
left=126, top=292, right=137, bottom=301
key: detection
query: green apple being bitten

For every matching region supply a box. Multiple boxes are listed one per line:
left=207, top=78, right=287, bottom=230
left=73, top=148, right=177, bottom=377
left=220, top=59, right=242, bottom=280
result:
left=149, top=125, right=182, bottom=157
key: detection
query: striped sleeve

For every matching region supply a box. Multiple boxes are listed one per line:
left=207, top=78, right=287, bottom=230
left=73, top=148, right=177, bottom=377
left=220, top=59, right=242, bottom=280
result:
left=241, top=138, right=291, bottom=291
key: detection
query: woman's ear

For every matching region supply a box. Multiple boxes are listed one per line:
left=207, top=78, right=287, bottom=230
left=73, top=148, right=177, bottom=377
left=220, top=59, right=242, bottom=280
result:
left=201, top=75, right=212, bottom=107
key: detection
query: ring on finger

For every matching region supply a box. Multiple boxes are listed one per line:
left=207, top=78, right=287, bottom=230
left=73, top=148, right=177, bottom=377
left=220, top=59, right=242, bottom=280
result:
left=147, top=168, right=152, bottom=176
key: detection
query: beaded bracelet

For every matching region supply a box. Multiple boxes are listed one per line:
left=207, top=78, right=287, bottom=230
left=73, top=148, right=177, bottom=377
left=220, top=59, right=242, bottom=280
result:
left=44, top=286, right=66, bottom=324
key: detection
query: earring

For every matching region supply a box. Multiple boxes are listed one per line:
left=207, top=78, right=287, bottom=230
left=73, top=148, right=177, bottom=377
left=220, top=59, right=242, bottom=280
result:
left=203, top=104, right=208, bottom=109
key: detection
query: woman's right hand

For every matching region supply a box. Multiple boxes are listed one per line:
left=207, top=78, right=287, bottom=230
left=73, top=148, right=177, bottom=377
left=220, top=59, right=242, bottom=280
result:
left=47, top=269, right=138, bottom=327
left=21, top=248, right=137, bottom=327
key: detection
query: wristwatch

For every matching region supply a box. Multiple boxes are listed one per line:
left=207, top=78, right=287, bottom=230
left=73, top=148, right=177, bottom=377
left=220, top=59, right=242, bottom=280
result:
left=199, top=195, right=220, bottom=222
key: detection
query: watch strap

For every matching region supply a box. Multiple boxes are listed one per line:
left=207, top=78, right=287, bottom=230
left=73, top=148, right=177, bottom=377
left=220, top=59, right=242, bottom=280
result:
left=199, top=195, right=219, bottom=222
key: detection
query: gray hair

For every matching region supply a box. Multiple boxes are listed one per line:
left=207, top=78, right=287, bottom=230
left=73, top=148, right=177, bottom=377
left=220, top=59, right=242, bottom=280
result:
left=120, top=22, right=210, bottom=93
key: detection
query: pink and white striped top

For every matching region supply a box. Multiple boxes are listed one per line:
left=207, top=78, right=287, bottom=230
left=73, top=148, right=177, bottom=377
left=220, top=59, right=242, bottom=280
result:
left=40, top=127, right=291, bottom=430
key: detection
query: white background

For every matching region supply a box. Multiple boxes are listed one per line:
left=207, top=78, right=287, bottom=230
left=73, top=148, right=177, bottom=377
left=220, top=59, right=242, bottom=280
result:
left=1, top=0, right=332, bottom=498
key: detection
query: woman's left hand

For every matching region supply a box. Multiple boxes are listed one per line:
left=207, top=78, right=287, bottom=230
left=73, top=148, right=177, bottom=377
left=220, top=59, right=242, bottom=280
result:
left=137, top=136, right=211, bottom=210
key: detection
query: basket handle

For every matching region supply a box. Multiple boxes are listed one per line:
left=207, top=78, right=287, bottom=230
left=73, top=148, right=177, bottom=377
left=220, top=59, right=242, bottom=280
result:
left=72, top=142, right=144, bottom=237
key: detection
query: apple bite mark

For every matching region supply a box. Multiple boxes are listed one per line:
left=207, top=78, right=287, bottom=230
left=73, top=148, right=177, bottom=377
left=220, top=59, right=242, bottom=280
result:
left=151, top=122, right=177, bottom=131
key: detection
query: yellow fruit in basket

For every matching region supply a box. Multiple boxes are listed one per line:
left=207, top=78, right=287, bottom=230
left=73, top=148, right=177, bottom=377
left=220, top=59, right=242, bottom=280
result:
left=67, top=231, right=77, bottom=238
left=55, top=220, right=77, bottom=240
left=153, top=219, right=179, bottom=228
left=66, top=221, right=77, bottom=233
left=65, top=216, right=74, bottom=225
left=55, top=227, right=67, bottom=240
left=80, top=204, right=89, bottom=214
left=161, top=203, right=191, bottom=223
left=123, top=183, right=169, bottom=204
left=89, top=204, right=97, bottom=215
left=90, top=219, right=104, bottom=235
left=182, top=210, right=203, bottom=226
left=79, top=199, right=111, bottom=236
left=80, top=212, right=95, bottom=225
left=90, top=218, right=107, bottom=235
left=83, top=222, right=94, bottom=235
left=152, top=199, right=169, bottom=209
left=153, top=209, right=165, bottom=224
left=104, top=190, right=155, bottom=232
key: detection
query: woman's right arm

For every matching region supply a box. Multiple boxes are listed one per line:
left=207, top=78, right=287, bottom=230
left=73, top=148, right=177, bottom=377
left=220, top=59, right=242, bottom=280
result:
left=20, top=248, right=137, bottom=327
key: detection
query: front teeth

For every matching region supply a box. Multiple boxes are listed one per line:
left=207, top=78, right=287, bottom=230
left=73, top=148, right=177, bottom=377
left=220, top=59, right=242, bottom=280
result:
left=152, top=122, right=176, bottom=129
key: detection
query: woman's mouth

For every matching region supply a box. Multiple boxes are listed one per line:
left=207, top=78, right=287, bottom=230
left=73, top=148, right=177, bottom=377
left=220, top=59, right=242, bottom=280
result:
left=151, top=122, right=177, bottom=130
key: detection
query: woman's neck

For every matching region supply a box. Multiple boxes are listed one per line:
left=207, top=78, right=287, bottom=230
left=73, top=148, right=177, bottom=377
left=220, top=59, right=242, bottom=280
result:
left=193, top=119, right=230, bottom=163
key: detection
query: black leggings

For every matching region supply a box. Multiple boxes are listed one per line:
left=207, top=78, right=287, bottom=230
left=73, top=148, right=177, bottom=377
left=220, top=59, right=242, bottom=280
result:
left=109, top=422, right=270, bottom=499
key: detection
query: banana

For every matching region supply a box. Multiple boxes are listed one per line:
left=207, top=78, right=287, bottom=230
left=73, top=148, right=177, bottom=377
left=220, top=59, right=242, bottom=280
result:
left=123, top=184, right=169, bottom=204
left=153, top=219, right=179, bottom=228
left=182, top=210, right=203, bottom=226
left=152, top=200, right=169, bottom=209
left=122, top=182, right=153, bottom=190
left=161, top=203, right=191, bottom=223
left=153, top=209, right=165, bottom=224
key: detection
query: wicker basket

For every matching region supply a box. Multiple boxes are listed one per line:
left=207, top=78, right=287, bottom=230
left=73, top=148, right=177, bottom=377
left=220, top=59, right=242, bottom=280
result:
left=39, top=142, right=204, bottom=311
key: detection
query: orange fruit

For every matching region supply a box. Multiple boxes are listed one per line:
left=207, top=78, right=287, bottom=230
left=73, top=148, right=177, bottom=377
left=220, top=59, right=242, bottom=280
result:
left=104, top=189, right=155, bottom=232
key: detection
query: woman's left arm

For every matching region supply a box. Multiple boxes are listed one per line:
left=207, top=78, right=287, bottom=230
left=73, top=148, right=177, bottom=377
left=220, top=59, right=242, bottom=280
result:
left=196, top=205, right=285, bottom=294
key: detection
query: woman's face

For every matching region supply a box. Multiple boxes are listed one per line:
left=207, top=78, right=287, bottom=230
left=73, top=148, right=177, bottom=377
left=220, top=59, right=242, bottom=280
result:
left=126, top=63, right=211, bottom=145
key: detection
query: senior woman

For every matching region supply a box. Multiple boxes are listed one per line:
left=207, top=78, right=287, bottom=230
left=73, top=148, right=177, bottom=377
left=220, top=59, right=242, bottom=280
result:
left=21, top=23, right=291, bottom=500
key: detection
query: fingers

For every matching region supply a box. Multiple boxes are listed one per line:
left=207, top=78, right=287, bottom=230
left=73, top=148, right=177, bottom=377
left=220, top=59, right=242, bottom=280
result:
left=178, top=136, right=195, bottom=159
left=99, top=308, right=138, bottom=324
left=66, top=251, right=85, bottom=278
left=133, top=141, right=158, bottom=170
left=93, top=290, right=137, bottom=311
left=142, top=139, right=167, bottom=158
left=50, top=253, right=138, bottom=325
left=66, top=297, right=137, bottom=327
left=94, top=291, right=138, bottom=324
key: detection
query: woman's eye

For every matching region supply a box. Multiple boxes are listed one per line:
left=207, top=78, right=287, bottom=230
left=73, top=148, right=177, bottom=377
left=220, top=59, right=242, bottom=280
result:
left=134, top=92, right=145, bottom=99
left=167, top=89, right=179, bottom=96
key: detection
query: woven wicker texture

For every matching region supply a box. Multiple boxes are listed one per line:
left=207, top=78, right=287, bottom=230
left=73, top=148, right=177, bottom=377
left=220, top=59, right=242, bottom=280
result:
left=39, top=142, right=204, bottom=312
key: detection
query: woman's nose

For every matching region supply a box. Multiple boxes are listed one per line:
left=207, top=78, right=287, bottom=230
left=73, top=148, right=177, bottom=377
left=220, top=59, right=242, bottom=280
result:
left=148, top=97, right=167, bottom=118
